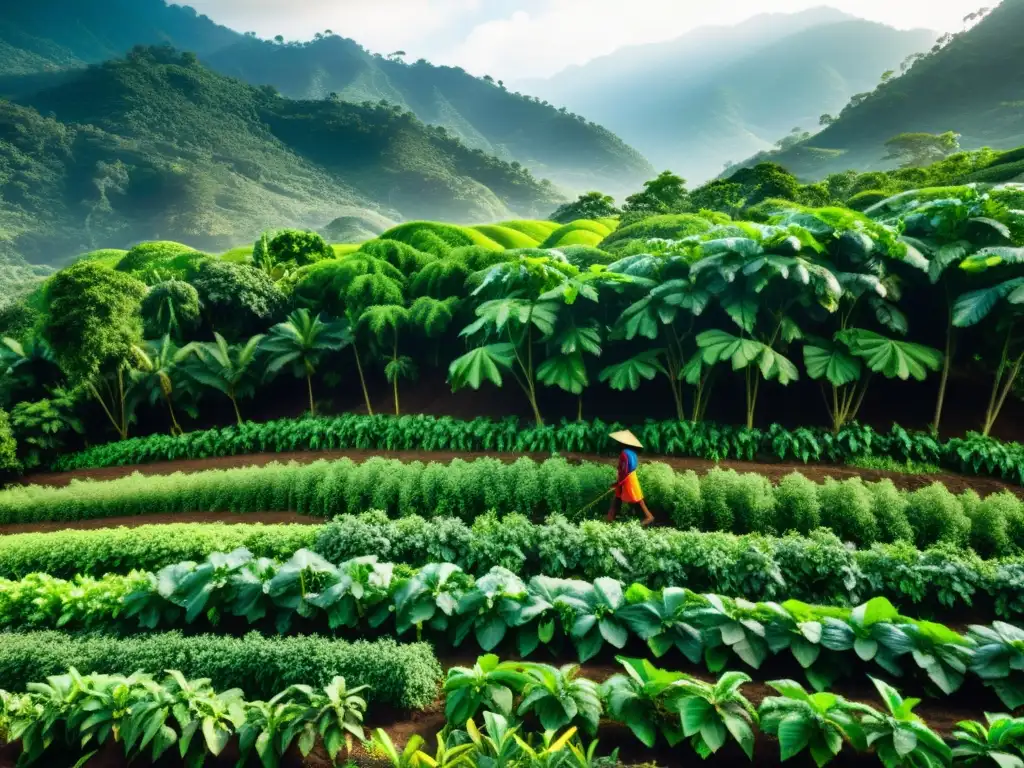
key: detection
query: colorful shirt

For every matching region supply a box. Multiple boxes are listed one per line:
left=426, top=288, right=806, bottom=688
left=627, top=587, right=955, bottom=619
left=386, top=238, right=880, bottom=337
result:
left=615, top=449, right=644, bottom=503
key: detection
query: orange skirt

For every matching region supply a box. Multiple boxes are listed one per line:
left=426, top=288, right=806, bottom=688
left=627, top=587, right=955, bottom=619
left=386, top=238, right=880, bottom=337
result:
left=616, top=471, right=644, bottom=503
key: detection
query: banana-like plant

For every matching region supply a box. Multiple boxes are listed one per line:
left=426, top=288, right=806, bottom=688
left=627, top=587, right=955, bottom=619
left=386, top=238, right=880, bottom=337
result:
left=450, top=253, right=580, bottom=426
left=859, top=677, right=951, bottom=768
left=953, top=245, right=1024, bottom=435
left=262, top=309, right=350, bottom=416
left=359, top=304, right=412, bottom=416
left=953, top=714, right=1024, bottom=767
left=444, top=654, right=528, bottom=725
left=759, top=679, right=872, bottom=766
left=516, top=662, right=603, bottom=734
left=180, top=332, right=264, bottom=426
left=128, top=335, right=198, bottom=436
left=673, top=670, right=757, bottom=760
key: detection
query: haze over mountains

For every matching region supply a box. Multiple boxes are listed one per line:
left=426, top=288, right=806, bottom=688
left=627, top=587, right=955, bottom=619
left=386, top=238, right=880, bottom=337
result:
left=522, top=8, right=937, bottom=182
left=760, top=0, right=1024, bottom=178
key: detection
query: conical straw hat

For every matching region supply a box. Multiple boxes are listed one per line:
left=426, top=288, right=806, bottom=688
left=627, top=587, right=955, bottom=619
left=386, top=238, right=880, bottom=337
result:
left=609, top=430, right=643, bottom=449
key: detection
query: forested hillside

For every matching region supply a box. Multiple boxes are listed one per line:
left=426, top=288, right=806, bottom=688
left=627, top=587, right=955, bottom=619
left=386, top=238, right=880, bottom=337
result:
left=765, top=0, right=1024, bottom=178
left=0, top=0, right=653, bottom=197
left=525, top=10, right=934, bottom=182
left=0, top=47, right=564, bottom=267
left=0, top=0, right=238, bottom=74
left=205, top=36, right=654, bottom=196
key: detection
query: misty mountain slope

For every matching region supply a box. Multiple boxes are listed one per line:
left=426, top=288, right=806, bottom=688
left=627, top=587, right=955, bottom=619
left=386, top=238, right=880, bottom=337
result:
left=203, top=35, right=655, bottom=196
left=0, top=0, right=240, bottom=73
left=525, top=10, right=934, bottom=182
left=767, top=0, right=1024, bottom=178
left=0, top=47, right=563, bottom=267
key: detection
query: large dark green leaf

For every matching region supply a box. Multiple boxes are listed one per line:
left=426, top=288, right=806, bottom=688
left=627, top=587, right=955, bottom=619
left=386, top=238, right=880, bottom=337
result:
left=537, top=353, right=588, bottom=395
left=599, top=351, right=666, bottom=391
left=448, top=344, right=515, bottom=389
left=803, top=337, right=862, bottom=387
left=836, top=329, right=942, bottom=381
left=953, top=278, right=1024, bottom=327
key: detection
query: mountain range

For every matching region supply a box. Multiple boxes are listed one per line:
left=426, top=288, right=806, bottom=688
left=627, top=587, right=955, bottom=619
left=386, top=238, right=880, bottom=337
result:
left=0, top=46, right=564, bottom=267
left=756, top=0, right=1024, bottom=179
left=522, top=8, right=936, bottom=182
left=0, top=0, right=653, bottom=198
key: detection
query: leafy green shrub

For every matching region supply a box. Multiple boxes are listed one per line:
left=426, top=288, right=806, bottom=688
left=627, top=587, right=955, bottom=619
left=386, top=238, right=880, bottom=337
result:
left=140, top=279, right=202, bottom=340
left=0, top=631, right=440, bottom=709
left=641, top=465, right=701, bottom=529
left=0, top=522, right=318, bottom=579
left=699, top=468, right=776, bottom=534
left=905, top=484, right=972, bottom=549
left=115, top=241, right=204, bottom=283
left=267, top=229, right=332, bottom=267
left=189, top=261, right=287, bottom=340
left=965, top=491, right=1019, bottom=558
left=0, top=408, right=18, bottom=482
left=865, top=479, right=914, bottom=543
left=818, top=478, right=879, bottom=545
left=772, top=472, right=820, bottom=534
left=357, top=239, right=436, bottom=275
left=598, top=214, right=713, bottom=250
left=8, top=393, right=83, bottom=470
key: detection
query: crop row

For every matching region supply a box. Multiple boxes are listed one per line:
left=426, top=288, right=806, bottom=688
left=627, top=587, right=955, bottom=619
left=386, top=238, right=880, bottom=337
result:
left=4, top=656, right=1018, bottom=768
left=7, top=456, right=1024, bottom=556
left=0, top=631, right=439, bottom=710
left=4, top=548, right=1022, bottom=705
left=0, top=667, right=370, bottom=767
left=442, top=655, right=1020, bottom=767
left=2, top=513, right=1022, bottom=618
left=49, top=414, right=1024, bottom=485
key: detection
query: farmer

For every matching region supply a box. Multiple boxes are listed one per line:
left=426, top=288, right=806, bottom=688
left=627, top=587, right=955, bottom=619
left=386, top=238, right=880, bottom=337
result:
left=607, top=430, right=655, bottom=526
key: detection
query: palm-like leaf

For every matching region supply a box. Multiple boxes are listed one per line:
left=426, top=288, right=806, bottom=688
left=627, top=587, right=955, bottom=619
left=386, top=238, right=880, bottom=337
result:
left=409, top=297, right=456, bottom=339
left=358, top=305, right=411, bottom=345
left=263, top=309, right=349, bottom=378
left=960, top=247, right=1024, bottom=273
left=536, top=353, right=588, bottom=394
left=953, top=278, right=1024, bottom=327
left=448, top=344, right=515, bottom=389
left=802, top=336, right=862, bottom=387
left=836, top=329, right=943, bottom=381
left=181, top=333, right=264, bottom=423
left=598, top=350, right=667, bottom=391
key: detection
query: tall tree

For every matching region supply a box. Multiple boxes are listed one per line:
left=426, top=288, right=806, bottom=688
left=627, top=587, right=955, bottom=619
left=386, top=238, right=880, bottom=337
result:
left=884, top=132, right=961, bottom=168
left=182, top=333, right=264, bottom=426
left=549, top=192, right=620, bottom=224
left=129, top=336, right=197, bottom=435
left=953, top=246, right=1024, bottom=435
left=621, top=171, right=688, bottom=220
left=358, top=305, right=411, bottom=416
left=866, top=186, right=1019, bottom=433
left=262, top=309, right=349, bottom=416
left=449, top=253, right=580, bottom=426
left=42, top=262, right=147, bottom=440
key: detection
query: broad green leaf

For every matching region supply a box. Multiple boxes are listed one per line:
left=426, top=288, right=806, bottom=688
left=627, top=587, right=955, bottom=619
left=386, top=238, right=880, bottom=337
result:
left=837, top=329, right=942, bottom=381
left=448, top=344, right=515, bottom=389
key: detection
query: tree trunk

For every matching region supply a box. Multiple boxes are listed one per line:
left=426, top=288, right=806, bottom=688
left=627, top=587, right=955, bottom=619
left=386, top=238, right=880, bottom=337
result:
left=392, top=340, right=400, bottom=416
left=228, top=391, right=243, bottom=426
left=983, top=354, right=1023, bottom=437
left=353, top=346, right=373, bottom=416
left=577, top=395, right=583, bottom=422
left=306, top=373, right=316, bottom=417
left=164, top=393, right=183, bottom=436
left=931, top=299, right=954, bottom=435
left=117, top=367, right=128, bottom=439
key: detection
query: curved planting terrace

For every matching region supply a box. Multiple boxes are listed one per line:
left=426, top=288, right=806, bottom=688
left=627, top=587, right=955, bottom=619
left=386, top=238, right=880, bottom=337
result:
left=45, top=414, right=1024, bottom=486
left=6, top=457, right=1024, bottom=557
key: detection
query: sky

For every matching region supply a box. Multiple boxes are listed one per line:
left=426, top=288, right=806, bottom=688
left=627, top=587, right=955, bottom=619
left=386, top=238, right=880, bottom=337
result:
left=183, top=0, right=986, bottom=80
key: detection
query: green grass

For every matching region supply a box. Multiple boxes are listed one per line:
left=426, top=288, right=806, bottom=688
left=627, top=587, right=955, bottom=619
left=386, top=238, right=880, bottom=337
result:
left=594, top=217, right=620, bottom=231
left=74, top=248, right=128, bottom=268
left=330, top=243, right=362, bottom=256
left=539, top=219, right=614, bottom=248
left=846, top=456, right=943, bottom=475
left=378, top=221, right=503, bottom=256
left=498, top=220, right=561, bottom=240
left=471, top=224, right=540, bottom=249
left=219, top=245, right=253, bottom=263
left=600, top=213, right=715, bottom=250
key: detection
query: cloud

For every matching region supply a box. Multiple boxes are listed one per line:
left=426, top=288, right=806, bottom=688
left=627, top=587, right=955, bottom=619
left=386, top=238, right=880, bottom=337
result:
left=434, top=0, right=981, bottom=80
left=186, top=0, right=982, bottom=79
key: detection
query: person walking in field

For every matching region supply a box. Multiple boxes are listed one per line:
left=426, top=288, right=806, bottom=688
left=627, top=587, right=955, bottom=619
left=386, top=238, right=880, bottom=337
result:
left=607, top=430, right=655, bottom=526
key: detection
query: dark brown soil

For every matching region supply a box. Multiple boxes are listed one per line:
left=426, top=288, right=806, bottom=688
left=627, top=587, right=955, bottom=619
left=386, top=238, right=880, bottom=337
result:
left=25, top=448, right=1023, bottom=499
